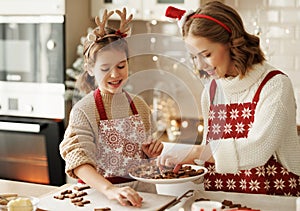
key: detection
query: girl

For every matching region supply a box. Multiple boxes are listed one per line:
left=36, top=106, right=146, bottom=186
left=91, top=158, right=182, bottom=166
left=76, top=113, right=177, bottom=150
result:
left=160, top=1, right=300, bottom=196
left=60, top=8, right=163, bottom=207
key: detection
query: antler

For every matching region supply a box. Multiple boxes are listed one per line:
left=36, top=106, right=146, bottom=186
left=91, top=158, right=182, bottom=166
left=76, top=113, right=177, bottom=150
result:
left=94, top=9, right=114, bottom=37
left=115, top=8, right=133, bottom=34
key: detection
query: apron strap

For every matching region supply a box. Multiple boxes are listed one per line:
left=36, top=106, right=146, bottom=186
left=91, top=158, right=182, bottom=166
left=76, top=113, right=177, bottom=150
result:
left=94, top=89, right=139, bottom=120
left=94, top=89, right=108, bottom=120
left=124, top=91, right=139, bottom=115
left=209, top=79, right=217, bottom=104
left=252, top=70, right=285, bottom=104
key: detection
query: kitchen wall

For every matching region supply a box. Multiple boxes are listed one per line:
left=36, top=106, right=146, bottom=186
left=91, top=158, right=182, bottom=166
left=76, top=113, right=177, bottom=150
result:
left=65, top=0, right=94, bottom=68
left=222, top=0, right=300, bottom=124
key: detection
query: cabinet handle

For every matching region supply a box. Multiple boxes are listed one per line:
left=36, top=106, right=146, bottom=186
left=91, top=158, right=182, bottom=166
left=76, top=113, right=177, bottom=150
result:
left=0, top=121, right=40, bottom=133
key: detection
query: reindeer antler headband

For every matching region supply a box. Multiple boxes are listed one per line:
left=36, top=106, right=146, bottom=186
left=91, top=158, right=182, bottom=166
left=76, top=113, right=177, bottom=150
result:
left=165, top=6, right=231, bottom=33
left=84, top=8, right=133, bottom=57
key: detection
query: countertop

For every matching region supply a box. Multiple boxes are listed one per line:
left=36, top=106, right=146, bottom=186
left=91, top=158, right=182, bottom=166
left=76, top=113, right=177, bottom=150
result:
left=0, top=179, right=298, bottom=211
left=0, top=179, right=69, bottom=198
left=0, top=179, right=176, bottom=211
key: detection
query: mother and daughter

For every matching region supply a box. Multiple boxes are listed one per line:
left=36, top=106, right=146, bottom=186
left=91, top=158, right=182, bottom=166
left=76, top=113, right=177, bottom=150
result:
left=60, top=1, right=300, bottom=208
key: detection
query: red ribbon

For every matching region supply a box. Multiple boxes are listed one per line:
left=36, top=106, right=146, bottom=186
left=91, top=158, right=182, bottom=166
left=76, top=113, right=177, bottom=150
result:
left=116, top=30, right=127, bottom=38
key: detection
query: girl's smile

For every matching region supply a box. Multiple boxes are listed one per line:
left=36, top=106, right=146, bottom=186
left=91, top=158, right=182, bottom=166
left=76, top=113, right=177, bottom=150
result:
left=89, top=49, right=128, bottom=94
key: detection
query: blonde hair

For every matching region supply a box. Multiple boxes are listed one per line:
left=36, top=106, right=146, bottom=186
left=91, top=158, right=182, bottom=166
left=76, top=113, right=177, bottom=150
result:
left=76, top=27, right=129, bottom=94
left=183, top=1, right=265, bottom=77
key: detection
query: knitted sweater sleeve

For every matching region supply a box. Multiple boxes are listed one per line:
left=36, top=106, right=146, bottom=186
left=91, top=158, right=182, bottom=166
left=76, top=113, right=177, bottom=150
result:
left=59, top=95, right=98, bottom=179
left=208, top=75, right=300, bottom=175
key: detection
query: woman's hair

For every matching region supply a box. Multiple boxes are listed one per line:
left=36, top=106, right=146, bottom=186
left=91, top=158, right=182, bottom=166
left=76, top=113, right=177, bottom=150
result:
left=183, top=1, right=265, bottom=77
left=76, top=27, right=129, bottom=94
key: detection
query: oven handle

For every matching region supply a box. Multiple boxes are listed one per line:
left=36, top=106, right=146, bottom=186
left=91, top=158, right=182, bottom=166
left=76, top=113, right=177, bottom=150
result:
left=0, top=121, right=40, bottom=133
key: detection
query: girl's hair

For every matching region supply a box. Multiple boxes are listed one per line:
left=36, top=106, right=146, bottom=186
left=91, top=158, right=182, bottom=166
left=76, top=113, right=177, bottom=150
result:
left=183, top=1, right=265, bottom=77
left=76, top=27, right=129, bottom=94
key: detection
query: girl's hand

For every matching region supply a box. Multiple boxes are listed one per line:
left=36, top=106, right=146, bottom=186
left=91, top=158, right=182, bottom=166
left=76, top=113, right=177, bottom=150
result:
left=142, top=139, right=164, bottom=158
left=104, top=186, right=143, bottom=207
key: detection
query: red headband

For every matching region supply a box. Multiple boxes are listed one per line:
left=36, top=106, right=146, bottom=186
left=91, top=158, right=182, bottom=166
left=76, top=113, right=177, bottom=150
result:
left=165, top=6, right=232, bottom=33
left=191, top=14, right=231, bottom=33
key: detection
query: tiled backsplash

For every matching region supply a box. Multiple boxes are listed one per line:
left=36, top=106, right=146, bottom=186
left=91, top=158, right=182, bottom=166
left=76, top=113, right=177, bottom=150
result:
left=224, top=0, right=300, bottom=123
left=224, top=0, right=300, bottom=88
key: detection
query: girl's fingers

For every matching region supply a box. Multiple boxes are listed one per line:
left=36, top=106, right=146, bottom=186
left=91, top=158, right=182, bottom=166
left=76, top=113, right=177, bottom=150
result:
left=118, top=188, right=143, bottom=207
left=157, top=143, right=164, bottom=153
left=147, top=142, right=154, bottom=152
left=150, top=140, right=163, bottom=154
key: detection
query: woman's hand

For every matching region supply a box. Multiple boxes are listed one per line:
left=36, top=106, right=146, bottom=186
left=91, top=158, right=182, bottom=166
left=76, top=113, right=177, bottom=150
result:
left=142, top=139, right=164, bottom=158
left=156, top=144, right=212, bottom=167
left=104, top=186, right=143, bottom=207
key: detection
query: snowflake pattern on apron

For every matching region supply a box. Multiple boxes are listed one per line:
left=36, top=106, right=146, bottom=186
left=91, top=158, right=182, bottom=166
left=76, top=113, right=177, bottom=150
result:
left=94, top=89, right=147, bottom=178
left=204, top=71, right=300, bottom=196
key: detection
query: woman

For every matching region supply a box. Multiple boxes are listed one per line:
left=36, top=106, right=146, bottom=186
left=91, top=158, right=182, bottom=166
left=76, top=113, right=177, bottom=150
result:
left=161, top=1, right=300, bottom=196
left=60, top=8, right=163, bottom=207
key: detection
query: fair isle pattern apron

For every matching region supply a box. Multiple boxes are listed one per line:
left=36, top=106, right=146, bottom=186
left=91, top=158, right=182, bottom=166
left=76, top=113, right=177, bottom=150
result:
left=94, top=89, right=147, bottom=180
left=204, top=71, right=300, bottom=196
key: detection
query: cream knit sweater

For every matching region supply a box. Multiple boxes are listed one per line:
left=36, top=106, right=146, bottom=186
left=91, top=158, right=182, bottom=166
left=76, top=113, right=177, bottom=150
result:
left=201, top=62, right=300, bottom=176
left=60, top=91, right=153, bottom=178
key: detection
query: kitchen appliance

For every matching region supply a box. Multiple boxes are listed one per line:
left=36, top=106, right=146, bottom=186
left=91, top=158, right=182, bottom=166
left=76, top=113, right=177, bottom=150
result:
left=0, top=116, right=65, bottom=186
left=0, top=0, right=66, bottom=186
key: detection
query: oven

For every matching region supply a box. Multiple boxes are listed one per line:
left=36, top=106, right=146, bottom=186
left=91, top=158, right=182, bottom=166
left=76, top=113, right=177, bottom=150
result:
left=0, top=2, right=66, bottom=186
left=0, top=116, right=65, bottom=186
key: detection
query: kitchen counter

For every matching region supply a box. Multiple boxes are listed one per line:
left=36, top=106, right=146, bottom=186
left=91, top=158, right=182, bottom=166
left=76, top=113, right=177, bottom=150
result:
left=0, top=179, right=298, bottom=211
left=0, top=180, right=176, bottom=211
left=0, top=179, right=69, bottom=198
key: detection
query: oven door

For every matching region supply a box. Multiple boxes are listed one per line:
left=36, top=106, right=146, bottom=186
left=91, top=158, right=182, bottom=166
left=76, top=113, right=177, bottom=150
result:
left=0, top=15, right=64, bottom=83
left=0, top=116, right=65, bottom=186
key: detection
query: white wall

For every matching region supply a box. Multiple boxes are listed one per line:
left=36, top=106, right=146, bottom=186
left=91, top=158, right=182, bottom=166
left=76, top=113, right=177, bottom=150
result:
left=223, top=0, right=300, bottom=87
left=224, top=0, right=300, bottom=124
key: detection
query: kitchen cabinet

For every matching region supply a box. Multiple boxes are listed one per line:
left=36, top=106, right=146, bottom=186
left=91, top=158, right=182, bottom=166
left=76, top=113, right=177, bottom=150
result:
left=0, top=0, right=65, bottom=15
left=143, top=0, right=200, bottom=21
left=90, top=0, right=200, bottom=21
left=91, top=0, right=143, bottom=20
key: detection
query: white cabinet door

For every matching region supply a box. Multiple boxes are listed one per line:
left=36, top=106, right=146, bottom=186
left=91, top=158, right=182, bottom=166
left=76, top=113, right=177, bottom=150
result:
left=91, top=0, right=200, bottom=21
left=91, top=0, right=143, bottom=20
left=0, top=0, right=65, bottom=15
left=143, top=0, right=200, bottom=21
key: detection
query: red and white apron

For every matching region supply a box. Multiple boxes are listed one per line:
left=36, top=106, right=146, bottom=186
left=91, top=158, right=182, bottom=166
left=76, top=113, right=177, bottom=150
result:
left=204, top=70, right=300, bottom=196
left=94, top=89, right=148, bottom=184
